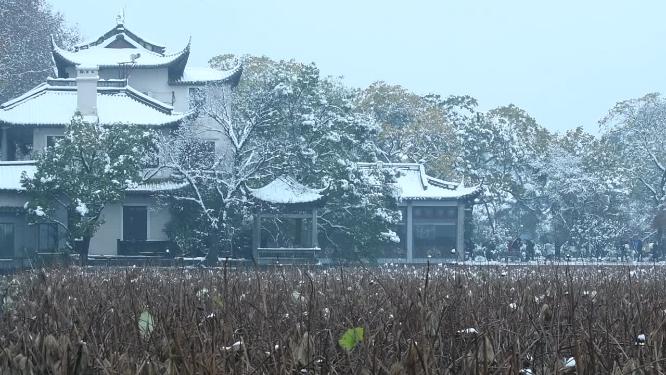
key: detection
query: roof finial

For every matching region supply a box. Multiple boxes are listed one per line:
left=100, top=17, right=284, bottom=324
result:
left=116, top=7, right=125, bottom=25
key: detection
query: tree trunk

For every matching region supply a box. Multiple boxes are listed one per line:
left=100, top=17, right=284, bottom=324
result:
left=79, top=235, right=91, bottom=266
left=205, top=231, right=220, bottom=267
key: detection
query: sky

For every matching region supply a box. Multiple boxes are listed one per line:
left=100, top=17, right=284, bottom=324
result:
left=49, top=0, right=666, bottom=134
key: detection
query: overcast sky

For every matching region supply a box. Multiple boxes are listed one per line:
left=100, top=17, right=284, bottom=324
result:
left=50, top=0, right=666, bottom=133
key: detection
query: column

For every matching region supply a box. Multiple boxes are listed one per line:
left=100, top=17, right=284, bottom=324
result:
left=406, top=204, right=413, bottom=262
left=457, top=203, right=465, bottom=262
left=311, top=208, right=319, bottom=248
left=0, top=128, right=7, bottom=161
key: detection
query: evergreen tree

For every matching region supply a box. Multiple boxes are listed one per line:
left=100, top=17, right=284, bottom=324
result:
left=21, top=114, right=153, bottom=263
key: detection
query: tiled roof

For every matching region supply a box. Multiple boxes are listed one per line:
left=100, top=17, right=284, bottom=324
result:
left=52, top=39, right=190, bottom=68
left=51, top=22, right=188, bottom=71
left=249, top=176, right=324, bottom=204
left=358, top=162, right=480, bottom=200
left=74, top=23, right=166, bottom=54
left=0, top=81, right=185, bottom=127
left=170, top=65, right=243, bottom=86
left=0, top=161, right=185, bottom=193
left=130, top=181, right=188, bottom=192
left=0, top=162, right=36, bottom=191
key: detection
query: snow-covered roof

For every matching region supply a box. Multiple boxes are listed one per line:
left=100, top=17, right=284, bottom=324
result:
left=0, top=162, right=36, bottom=191
left=358, top=162, right=480, bottom=201
left=249, top=176, right=325, bottom=204
left=170, top=65, right=243, bottom=86
left=51, top=23, right=191, bottom=80
left=130, top=181, right=188, bottom=193
left=0, top=81, right=185, bottom=127
left=74, top=23, right=166, bottom=54
left=0, top=161, right=185, bottom=193
left=52, top=38, right=190, bottom=69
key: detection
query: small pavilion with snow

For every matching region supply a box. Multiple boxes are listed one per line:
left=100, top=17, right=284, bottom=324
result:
left=248, top=165, right=479, bottom=264
left=248, top=176, right=325, bottom=264
left=359, top=162, right=480, bottom=262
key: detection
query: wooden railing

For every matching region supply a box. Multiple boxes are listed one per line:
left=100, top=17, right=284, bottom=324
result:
left=256, top=247, right=321, bottom=264
left=117, top=240, right=176, bottom=257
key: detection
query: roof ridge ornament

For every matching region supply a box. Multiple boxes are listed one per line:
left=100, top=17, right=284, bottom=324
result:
left=116, top=8, right=126, bottom=25
left=457, top=176, right=466, bottom=190
left=418, top=164, right=429, bottom=190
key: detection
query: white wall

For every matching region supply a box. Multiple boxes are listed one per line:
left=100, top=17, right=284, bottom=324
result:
left=32, top=128, right=65, bottom=152
left=0, top=191, right=171, bottom=256
left=126, top=68, right=173, bottom=105
left=89, top=194, right=171, bottom=255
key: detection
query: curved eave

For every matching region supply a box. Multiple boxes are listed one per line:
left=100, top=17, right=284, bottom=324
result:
left=0, top=115, right=184, bottom=128
left=51, top=37, right=191, bottom=72
left=169, top=64, right=243, bottom=88
left=400, top=187, right=482, bottom=203
left=51, top=37, right=72, bottom=78
left=124, top=86, right=174, bottom=113
left=167, top=40, right=191, bottom=81
left=128, top=181, right=188, bottom=194
left=75, top=24, right=166, bottom=54
left=248, top=192, right=326, bottom=205
left=251, top=196, right=327, bottom=209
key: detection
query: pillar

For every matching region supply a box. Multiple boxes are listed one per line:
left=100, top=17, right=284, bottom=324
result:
left=311, top=208, right=318, bottom=248
left=0, top=128, right=7, bottom=161
left=457, top=203, right=465, bottom=262
left=406, top=204, right=413, bottom=262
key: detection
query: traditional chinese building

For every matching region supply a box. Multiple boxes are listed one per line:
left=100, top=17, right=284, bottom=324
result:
left=0, top=21, right=478, bottom=264
left=359, top=163, right=480, bottom=262
left=0, top=21, right=241, bottom=257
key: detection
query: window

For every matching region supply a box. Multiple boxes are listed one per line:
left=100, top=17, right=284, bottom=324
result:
left=38, top=223, right=58, bottom=251
left=0, top=223, right=15, bottom=258
left=123, top=206, right=147, bottom=241
left=413, top=206, right=457, bottom=221
left=413, top=224, right=457, bottom=258
left=6, top=129, right=33, bottom=161
left=46, top=136, right=64, bottom=149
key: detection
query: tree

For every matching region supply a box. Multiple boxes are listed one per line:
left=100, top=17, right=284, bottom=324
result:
left=21, top=114, right=153, bottom=263
left=600, top=93, right=666, bottom=257
left=160, top=55, right=400, bottom=260
left=534, top=128, right=629, bottom=258
left=0, top=0, right=78, bottom=102
left=601, top=93, right=666, bottom=206
left=356, top=82, right=459, bottom=177
left=156, top=57, right=281, bottom=263
left=454, top=104, right=553, bottom=256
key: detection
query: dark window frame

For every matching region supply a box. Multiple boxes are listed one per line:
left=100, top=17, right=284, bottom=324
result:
left=37, top=223, right=59, bottom=252
left=0, top=223, right=15, bottom=258
left=123, top=206, right=148, bottom=241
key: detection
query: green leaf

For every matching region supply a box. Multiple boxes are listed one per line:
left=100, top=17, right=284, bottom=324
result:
left=138, top=310, right=154, bottom=338
left=338, top=327, right=364, bottom=351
